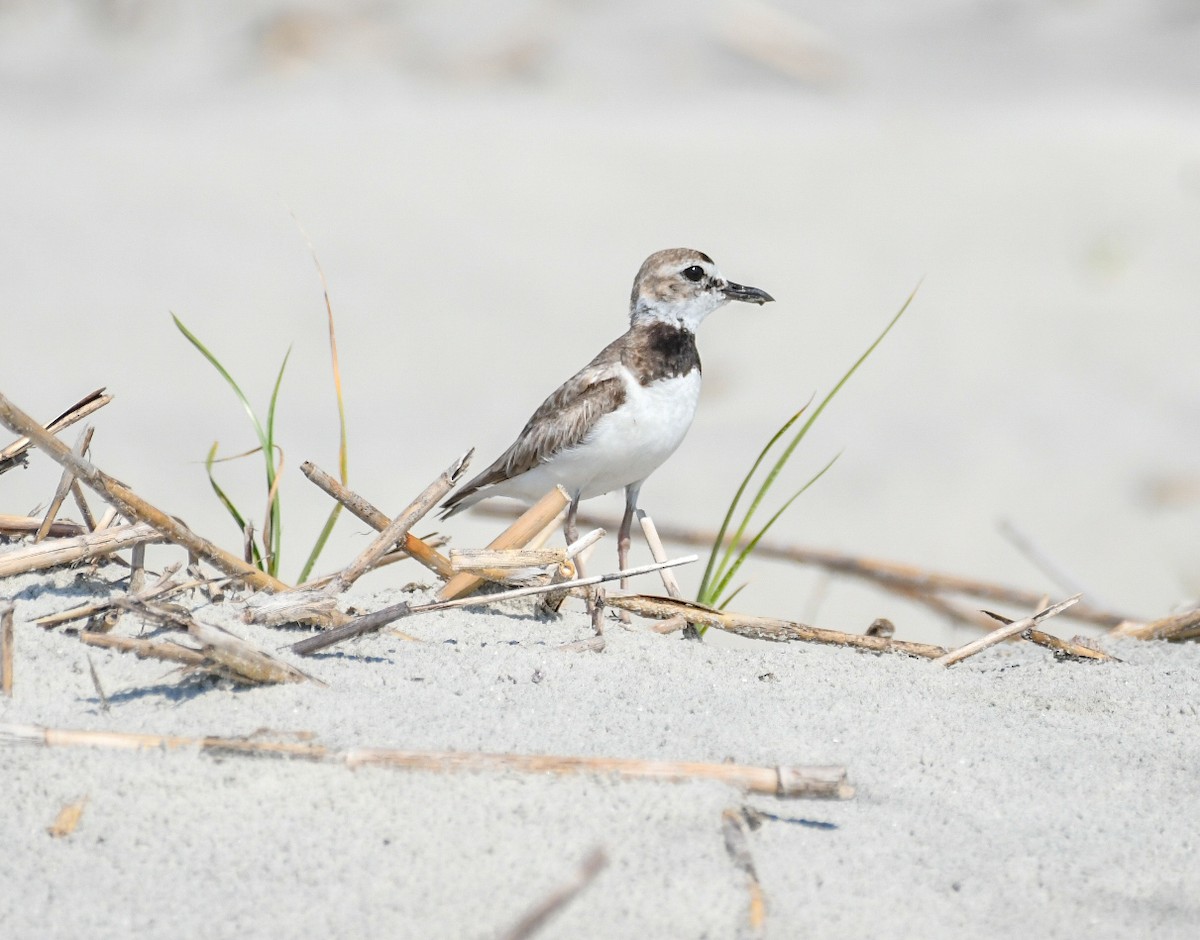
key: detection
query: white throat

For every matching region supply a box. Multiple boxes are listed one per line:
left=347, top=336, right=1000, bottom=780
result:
left=630, top=292, right=731, bottom=331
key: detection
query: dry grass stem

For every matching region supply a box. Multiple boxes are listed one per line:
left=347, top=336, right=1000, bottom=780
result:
left=478, top=505, right=1133, bottom=629
left=1109, top=606, right=1200, bottom=642
left=70, top=480, right=97, bottom=531
left=438, top=486, right=571, bottom=601
left=299, top=460, right=453, bottom=579
left=324, top=451, right=472, bottom=594
left=128, top=542, right=147, bottom=594
left=0, top=515, right=87, bottom=538
left=0, top=387, right=112, bottom=473
left=80, top=632, right=208, bottom=667
left=2, top=722, right=851, bottom=798
left=0, top=522, right=163, bottom=578
left=603, top=594, right=948, bottom=658
left=291, top=554, right=698, bottom=656
left=0, top=391, right=291, bottom=593
left=933, top=595, right=1082, bottom=666
left=449, top=547, right=567, bottom=572
left=35, top=563, right=185, bottom=630
left=188, top=620, right=315, bottom=685
left=35, top=425, right=93, bottom=542
left=1023, top=628, right=1116, bottom=662
left=500, top=848, right=608, bottom=940
left=1, top=602, right=13, bottom=697
left=635, top=510, right=683, bottom=599
left=721, top=808, right=767, bottom=934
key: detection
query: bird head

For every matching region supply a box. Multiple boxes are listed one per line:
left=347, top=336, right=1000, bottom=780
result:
left=629, top=248, right=774, bottom=331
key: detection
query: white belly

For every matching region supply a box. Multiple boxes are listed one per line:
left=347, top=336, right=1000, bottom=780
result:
left=499, top=369, right=701, bottom=502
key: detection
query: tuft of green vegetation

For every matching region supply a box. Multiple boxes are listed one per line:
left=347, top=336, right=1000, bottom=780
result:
left=696, top=287, right=918, bottom=618
left=172, top=255, right=349, bottom=584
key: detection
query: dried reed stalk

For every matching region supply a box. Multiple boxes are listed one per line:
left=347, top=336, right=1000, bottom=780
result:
left=933, top=595, right=1081, bottom=666
left=324, top=452, right=471, bottom=594
left=477, top=505, right=1132, bottom=628
left=501, top=848, right=608, bottom=940
left=0, top=391, right=290, bottom=593
left=603, top=594, right=947, bottom=658
left=1, top=603, right=13, bottom=697
left=0, top=522, right=162, bottom=578
left=1109, top=607, right=1200, bottom=642
left=70, top=480, right=97, bottom=531
left=438, top=486, right=571, bottom=601
left=0, top=722, right=852, bottom=798
left=1024, top=628, right=1115, bottom=662
left=80, top=632, right=207, bottom=667
left=189, top=620, right=314, bottom=685
left=636, top=510, right=683, bottom=599
left=299, top=460, right=454, bottom=579
left=242, top=591, right=342, bottom=628
left=291, top=554, right=698, bottom=656
left=35, top=563, right=183, bottom=630
left=0, top=387, right=112, bottom=473
left=0, top=515, right=87, bottom=538
left=450, top=547, right=567, bottom=572
left=35, top=425, right=93, bottom=542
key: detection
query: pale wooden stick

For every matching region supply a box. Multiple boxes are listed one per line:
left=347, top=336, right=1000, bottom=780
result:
left=35, top=425, right=93, bottom=542
left=324, top=452, right=471, bottom=595
left=602, top=594, right=948, bottom=658
left=1109, top=607, right=1200, bottom=642
left=501, top=848, right=608, bottom=940
left=0, top=722, right=853, bottom=799
left=79, top=632, right=207, bottom=668
left=636, top=510, right=683, bottom=599
left=474, top=505, right=1133, bottom=628
left=0, top=391, right=290, bottom=593
left=0, top=523, right=162, bottom=578
left=291, top=554, right=698, bottom=656
left=0, top=388, right=112, bottom=471
left=437, top=486, right=571, bottom=601
left=933, top=595, right=1082, bottom=666
left=128, top=542, right=147, bottom=595
left=93, top=507, right=118, bottom=532
left=0, top=515, right=86, bottom=538
left=1, top=603, right=13, bottom=697
left=188, top=620, right=315, bottom=685
left=1024, top=628, right=1115, bottom=662
left=70, top=480, right=97, bottom=531
left=299, top=460, right=453, bottom=579
left=450, top=548, right=567, bottom=572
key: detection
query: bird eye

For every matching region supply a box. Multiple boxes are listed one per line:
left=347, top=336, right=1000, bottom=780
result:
left=682, top=265, right=704, bottom=282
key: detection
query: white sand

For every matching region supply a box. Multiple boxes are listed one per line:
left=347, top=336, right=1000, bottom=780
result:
left=3, top=2, right=1200, bottom=936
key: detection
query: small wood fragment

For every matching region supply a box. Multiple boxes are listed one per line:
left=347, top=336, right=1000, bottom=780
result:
left=188, top=620, right=315, bottom=685
left=242, top=590, right=342, bottom=628
left=80, top=632, right=207, bottom=667
left=1109, top=607, right=1200, bottom=642
left=47, top=796, right=88, bottom=838
left=450, top=547, right=567, bottom=572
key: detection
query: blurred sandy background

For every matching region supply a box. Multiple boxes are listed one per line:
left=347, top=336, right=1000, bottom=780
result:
left=3, top=0, right=1199, bottom=641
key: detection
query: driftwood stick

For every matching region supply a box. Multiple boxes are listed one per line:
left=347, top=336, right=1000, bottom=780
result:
left=438, top=486, right=571, bottom=601
left=35, top=425, right=94, bottom=542
left=0, top=722, right=853, bottom=799
left=501, top=848, right=608, bottom=940
left=1109, top=607, right=1200, bottom=642
left=602, top=594, right=948, bottom=659
left=933, top=595, right=1082, bottom=666
left=474, top=505, right=1133, bottom=628
left=0, top=523, right=163, bottom=578
left=0, top=391, right=290, bottom=593
left=0, top=515, right=87, bottom=538
left=324, top=451, right=472, bottom=594
left=1, top=603, right=13, bottom=697
left=0, top=387, right=112, bottom=473
left=291, top=554, right=699, bottom=656
left=299, top=460, right=454, bottom=580
left=636, top=510, right=683, bottom=599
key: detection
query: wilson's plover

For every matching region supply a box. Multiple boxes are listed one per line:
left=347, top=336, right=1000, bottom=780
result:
left=441, top=247, right=773, bottom=579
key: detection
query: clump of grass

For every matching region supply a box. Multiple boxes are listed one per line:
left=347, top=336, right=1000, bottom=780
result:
left=697, top=287, right=918, bottom=614
left=172, top=247, right=349, bottom=583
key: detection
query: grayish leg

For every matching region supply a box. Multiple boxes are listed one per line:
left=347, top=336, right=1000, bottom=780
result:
left=619, top=482, right=641, bottom=593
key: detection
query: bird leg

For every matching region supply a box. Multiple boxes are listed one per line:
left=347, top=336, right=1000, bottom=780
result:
left=619, top=484, right=640, bottom=593
left=565, top=490, right=603, bottom=628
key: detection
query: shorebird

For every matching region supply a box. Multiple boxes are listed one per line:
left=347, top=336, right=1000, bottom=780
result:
left=440, top=247, right=773, bottom=579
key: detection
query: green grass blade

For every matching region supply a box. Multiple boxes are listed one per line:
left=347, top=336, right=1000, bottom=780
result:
left=708, top=453, right=840, bottom=609
left=204, top=442, right=263, bottom=570
left=697, top=403, right=810, bottom=602
left=172, top=314, right=269, bottom=453
left=719, top=581, right=750, bottom=609
left=262, top=349, right=291, bottom=577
